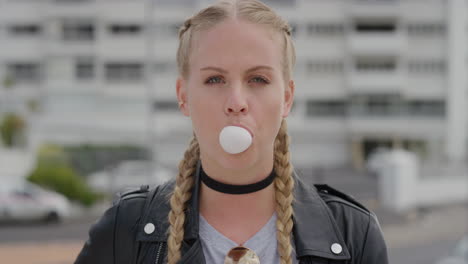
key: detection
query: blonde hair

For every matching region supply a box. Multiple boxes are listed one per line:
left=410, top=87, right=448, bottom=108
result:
left=176, top=0, right=296, bottom=80
left=168, top=1, right=296, bottom=263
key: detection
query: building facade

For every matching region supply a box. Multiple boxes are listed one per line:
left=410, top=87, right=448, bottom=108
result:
left=0, top=0, right=467, bottom=170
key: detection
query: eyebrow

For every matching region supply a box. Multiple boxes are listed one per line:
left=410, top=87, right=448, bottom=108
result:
left=200, top=65, right=274, bottom=74
left=200, top=66, right=228, bottom=74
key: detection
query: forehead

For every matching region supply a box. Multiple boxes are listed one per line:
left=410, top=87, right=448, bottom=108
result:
left=190, top=19, right=283, bottom=72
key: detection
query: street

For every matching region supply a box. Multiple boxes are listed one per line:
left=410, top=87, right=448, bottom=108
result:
left=0, top=167, right=466, bottom=264
left=0, top=202, right=466, bottom=264
left=0, top=218, right=93, bottom=244
left=389, top=238, right=461, bottom=264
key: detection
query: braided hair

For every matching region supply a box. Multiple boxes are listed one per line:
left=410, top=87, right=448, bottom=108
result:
left=168, top=1, right=296, bottom=263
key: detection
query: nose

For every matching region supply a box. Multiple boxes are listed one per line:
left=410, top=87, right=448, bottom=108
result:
left=224, top=83, right=248, bottom=115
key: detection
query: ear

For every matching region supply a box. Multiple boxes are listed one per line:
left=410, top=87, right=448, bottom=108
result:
left=176, top=77, right=190, bottom=117
left=282, top=80, right=295, bottom=118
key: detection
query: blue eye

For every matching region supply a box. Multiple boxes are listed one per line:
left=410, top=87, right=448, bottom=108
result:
left=250, top=76, right=269, bottom=84
left=206, top=76, right=224, bottom=84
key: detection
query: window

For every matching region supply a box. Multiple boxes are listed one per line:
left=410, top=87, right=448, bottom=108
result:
left=402, top=140, right=428, bottom=158
left=170, top=23, right=182, bottom=36
left=154, top=62, right=175, bottom=74
left=62, top=21, right=94, bottom=41
left=407, top=23, right=445, bottom=36
left=153, top=101, right=178, bottom=112
left=366, top=98, right=394, bottom=115
left=407, top=100, right=445, bottom=117
left=355, top=58, right=396, bottom=72
left=105, top=63, right=144, bottom=82
left=354, top=20, right=396, bottom=33
left=307, top=23, right=344, bottom=36
left=306, top=60, right=343, bottom=74
left=109, top=24, right=142, bottom=35
left=8, top=24, right=41, bottom=36
left=7, top=63, right=41, bottom=83
left=306, top=101, right=346, bottom=117
left=75, top=58, right=94, bottom=80
left=408, top=60, right=445, bottom=74
left=154, top=23, right=180, bottom=36
left=350, top=96, right=445, bottom=117
left=349, top=94, right=402, bottom=116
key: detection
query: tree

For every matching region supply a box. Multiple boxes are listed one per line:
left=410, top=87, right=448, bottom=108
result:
left=0, top=113, right=26, bottom=147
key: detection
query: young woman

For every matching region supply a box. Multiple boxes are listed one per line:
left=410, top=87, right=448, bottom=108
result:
left=75, top=1, right=388, bottom=263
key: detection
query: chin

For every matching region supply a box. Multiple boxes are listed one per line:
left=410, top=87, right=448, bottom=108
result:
left=217, top=147, right=258, bottom=170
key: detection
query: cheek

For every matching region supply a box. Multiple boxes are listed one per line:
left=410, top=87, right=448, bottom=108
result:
left=255, top=96, right=284, bottom=135
left=188, top=87, right=211, bottom=113
left=261, top=91, right=284, bottom=116
left=189, top=94, right=221, bottom=138
left=191, top=92, right=221, bottom=118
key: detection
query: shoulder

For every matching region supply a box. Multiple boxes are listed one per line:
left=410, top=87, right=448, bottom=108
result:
left=115, top=180, right=175, bottom=221
left=293, top=176, right=377, bottom=232
left=116, top=184, right=151, bottom=204
left=82, top=185, right=153, bottom=243
left=314, top=184, right=370, bottom=216
left=116, top=180, right=175, bottom=208
left=74, top=186, right=150, bottom=263
left=74, top=181, right=175, bottom=264
left=313, top=183, right=378, bottom=232
left=313, top=184, right=388, bottom=263
left=97, top=180, right=175, bottom=233
left=292, top=176, right=388, bottom=263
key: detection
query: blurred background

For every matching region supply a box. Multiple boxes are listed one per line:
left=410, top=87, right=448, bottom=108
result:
left=0, top=0, right=467, bottom=263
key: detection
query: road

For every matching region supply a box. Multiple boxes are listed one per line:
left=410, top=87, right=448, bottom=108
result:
left=0, top=167, right=466, bottom=264
left=0, top=218, right=96, bottom=264
left=0, top=204, right=466, bottom=264
left=389, top=238, right=462, bottom=264
left=0, top=218, right=93, bottom=243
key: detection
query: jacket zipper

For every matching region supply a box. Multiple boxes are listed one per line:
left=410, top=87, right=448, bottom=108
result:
left=154, top=242, right=164, bottom=264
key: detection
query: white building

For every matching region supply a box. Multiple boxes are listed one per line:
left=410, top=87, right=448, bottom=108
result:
left=0, top=0, right=467, bottom=170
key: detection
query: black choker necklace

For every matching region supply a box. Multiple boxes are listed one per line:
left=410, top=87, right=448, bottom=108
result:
left=200, top=166, right=276, bottom=195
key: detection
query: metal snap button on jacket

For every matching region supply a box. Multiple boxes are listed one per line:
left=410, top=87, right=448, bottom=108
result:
left=144, top=223, right=155, bottom=235
left=331, top=243, right=343, bottom=254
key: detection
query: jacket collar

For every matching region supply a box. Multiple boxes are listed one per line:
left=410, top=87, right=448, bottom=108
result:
left=292, top=174, right=350, bottom=260
left=136, top=161, right=202, bottom=243
left=136, top=161, right=350, bottom=261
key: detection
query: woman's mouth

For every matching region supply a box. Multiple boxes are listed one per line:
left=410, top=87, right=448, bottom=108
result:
left=219, top=125, right=253, bottom=154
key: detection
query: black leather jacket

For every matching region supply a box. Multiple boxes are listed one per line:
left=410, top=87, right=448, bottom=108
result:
left=75, top=163, right=388, bottom=264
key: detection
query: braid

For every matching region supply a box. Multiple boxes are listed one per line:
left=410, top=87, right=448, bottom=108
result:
left=167, top=136, right=200, bottom=264
left=273, top=119, right=295, bottom=264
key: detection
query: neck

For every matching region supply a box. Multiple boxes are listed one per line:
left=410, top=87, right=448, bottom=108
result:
left=199, top=181, right=276, bottom=245
left=197, top=157, right=279, bottom=245
left=199, top=181, right=276, bottom=241
left=199, top=152, right=274, bottom=185
left=198, top=160, right=276, bottom=224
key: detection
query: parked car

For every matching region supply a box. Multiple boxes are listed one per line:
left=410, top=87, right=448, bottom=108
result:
left=436, top=236, right=468, bottom=264
left=87, top=160, right=174, bottom=194
left=0, top=180, right=71, bottom=223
